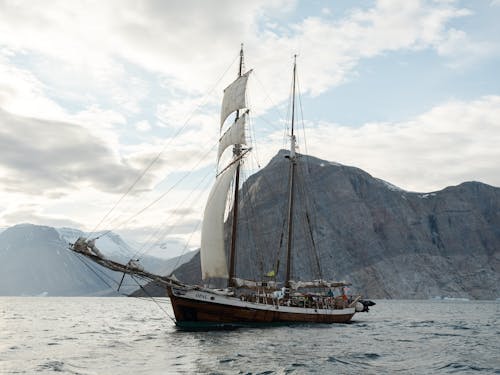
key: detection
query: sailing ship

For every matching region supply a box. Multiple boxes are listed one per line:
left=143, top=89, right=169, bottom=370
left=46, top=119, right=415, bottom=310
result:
left=70, top=46, right=374, bottom=328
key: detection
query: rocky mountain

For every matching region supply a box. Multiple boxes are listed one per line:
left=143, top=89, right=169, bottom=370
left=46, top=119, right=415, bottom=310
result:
left=0, top=224, right=195, bottom=296
left=161, top=151, right=500, bottom=300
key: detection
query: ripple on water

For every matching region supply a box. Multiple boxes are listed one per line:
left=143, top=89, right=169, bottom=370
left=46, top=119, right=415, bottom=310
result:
left=37, top=360, right=65, bottom=372
left=438, top=362, right=498, bottom=373
left=451, top=324, right=471, bottom=330
left=408, top=320, right=436, bottom=327
left=37, top=360, right=88, bottom=375
left=326, top=356, right=351, bottom=365
left=432, top=332, right=460, bottom=337
left=133, top=334, right=157, bottom=341
left=219, top=357, right=235, bottom=363
left=353, top=353, right=380, bottom=360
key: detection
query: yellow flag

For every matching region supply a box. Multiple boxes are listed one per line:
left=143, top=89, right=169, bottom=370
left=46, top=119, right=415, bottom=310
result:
left=266, top=270, right=276, bottom=277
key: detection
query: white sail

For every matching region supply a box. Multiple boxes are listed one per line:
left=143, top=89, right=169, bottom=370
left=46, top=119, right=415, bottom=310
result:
left=217, top=111, right=247, bottom=162
left=200, top=162, right=239, bottom=280
left=220, top=70, right=252, bottom=128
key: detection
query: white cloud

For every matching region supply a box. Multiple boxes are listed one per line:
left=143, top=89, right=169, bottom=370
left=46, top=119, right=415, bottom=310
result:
left=135, top=120, right=151, bottom=132
left=1, top=206, right=83, bottom=229
left=0, top=0, right=286, bottom=95
left=0, top=56, right=66, bottom=119
left=0, top=108, right=148, bottom=194
left=236, top=0, right=482, bottom=118
left=0, top=0, right=484, bottom=108
left=436, top=28, right=497, bottom=68
left=287, top=95, right=500, bottom=192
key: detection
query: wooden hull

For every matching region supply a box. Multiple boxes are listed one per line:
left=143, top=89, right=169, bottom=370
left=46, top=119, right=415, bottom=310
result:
left=167, top=286, right=355, bottom=328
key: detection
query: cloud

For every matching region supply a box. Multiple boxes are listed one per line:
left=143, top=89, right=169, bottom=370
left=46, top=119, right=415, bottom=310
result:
left=0, top=59, right=208, bottom=198
left=285, top=95, right=500, bottom=192
left=115, top=217, right=202, bottom=257
left=237, top=0, right=483, bottom=116
left=436, top=28, right=497, bottom=68
left=135, top=120, right=151, bottom=132
left=0, top=108, right=160, bottom=195
left=0, top=56, right=66, bottom=119
left=0, top=0, right=286, bottom=95
left=0, top=0, right=483, bottom=106
left=2, top=206, right=83, bottom=229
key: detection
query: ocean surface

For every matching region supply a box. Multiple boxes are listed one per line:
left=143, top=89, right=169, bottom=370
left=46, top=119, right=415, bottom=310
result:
left=0, top=297, right=498, bottom=374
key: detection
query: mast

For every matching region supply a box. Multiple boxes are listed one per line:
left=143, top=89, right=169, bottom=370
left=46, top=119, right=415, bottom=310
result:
left=228, top=44, right=244, bottom=288
left=285, top=55, right=298, bottom=289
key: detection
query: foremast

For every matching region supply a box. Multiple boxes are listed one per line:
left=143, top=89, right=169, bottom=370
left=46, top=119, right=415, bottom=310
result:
left=228, top=45, right=245, bottom=288
left=199, top=45, right=251, bottom=285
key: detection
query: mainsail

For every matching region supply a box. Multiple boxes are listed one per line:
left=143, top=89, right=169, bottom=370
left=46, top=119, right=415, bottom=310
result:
left=200, top=55, right=252, bottom=282
left=200, top=162, right=239, bottom=280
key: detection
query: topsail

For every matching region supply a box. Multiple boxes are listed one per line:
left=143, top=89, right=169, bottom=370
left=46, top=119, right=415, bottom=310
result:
left=217, top=111, right=247, bottom=162
left=220, top=70, right=252, bottom=128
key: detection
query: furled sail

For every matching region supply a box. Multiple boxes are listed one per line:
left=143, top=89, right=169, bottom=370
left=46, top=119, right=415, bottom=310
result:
left=220, top=70, right=252, bottom=128
left=200, top=162, right=239, bottom=280
left=217, top=111, right=247, bottom=162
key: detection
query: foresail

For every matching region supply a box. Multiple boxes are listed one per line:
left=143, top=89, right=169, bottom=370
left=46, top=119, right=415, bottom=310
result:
left=217, top=111, right=247, bottom=162
left=200, top=162, right=239, bottom=280
left=220, top=70, right=252, bottom=128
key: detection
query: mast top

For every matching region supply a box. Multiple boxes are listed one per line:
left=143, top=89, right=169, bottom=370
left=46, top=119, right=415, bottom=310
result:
left=238, top=43, right=245, bottom=78
left=289, top=54, right=298, bottom=157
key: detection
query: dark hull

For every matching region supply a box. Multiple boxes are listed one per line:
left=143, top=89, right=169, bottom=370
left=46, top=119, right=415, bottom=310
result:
left=167, top=286, right=355, bottom=328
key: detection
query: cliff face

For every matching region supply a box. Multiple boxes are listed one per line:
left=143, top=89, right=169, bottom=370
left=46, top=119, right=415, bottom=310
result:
left=171, top=151, right=500, bottom=300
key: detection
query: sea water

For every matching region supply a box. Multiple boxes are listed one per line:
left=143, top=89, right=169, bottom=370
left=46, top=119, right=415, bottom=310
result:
left=0, top=297, right=498, bottom=374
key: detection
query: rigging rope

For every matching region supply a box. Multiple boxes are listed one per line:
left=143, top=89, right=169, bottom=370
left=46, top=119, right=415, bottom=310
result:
left=167, top=218, right=202, bottom=277
left=238, top=165, right=265, bottom=280
left=295, top=164, right=323, bottom=280
left=74, top=253, right=118, bottom=290
left=130, top=165, right=214, bottom=261
left=130, top=275, right=176, bottom=323
left=71, top=250, right=176, bottom=323
left=93, top=142, right=218, bottom=241
left=296, top=72, right=310, bottom=169
left=251, top=71, right=286, bottom=132
left=87, top=51, right=241, bottom=240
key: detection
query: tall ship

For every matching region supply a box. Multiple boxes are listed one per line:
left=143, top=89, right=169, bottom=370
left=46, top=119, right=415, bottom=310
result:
left=70, top=46, right=374, bottom=328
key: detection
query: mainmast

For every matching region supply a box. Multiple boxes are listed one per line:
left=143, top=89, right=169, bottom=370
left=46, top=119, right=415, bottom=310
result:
left=228, top=44, right=245, bottom=288
left=285, top=55, right=298, bottom=289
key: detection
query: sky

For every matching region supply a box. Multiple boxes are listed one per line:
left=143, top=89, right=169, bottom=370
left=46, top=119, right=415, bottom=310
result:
left=0, top=0, right=499, bottom=258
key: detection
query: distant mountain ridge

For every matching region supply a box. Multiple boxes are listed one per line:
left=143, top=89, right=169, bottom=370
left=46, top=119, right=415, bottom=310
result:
left=0, top=223, right=196, bottom=296
left=165, top=151, right=500, bottom=300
